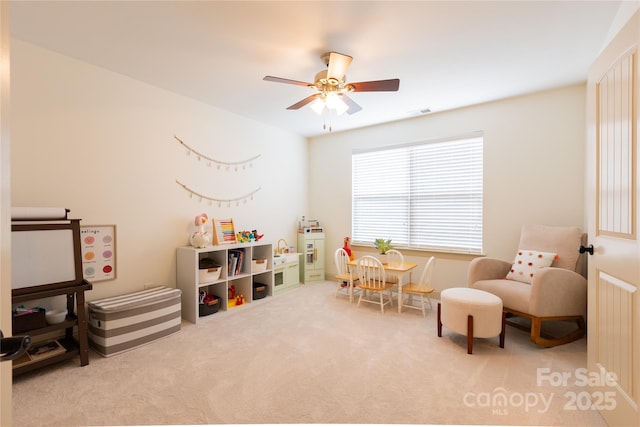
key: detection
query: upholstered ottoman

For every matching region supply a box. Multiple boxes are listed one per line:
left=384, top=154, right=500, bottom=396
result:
left=437, top=287, right=505, bottom=354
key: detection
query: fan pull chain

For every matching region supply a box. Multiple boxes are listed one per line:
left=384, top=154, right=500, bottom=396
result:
left=322, top=109, right=333, bottom=132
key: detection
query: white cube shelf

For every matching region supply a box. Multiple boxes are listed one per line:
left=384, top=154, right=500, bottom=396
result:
left=176, top=242, right=273, bottom=323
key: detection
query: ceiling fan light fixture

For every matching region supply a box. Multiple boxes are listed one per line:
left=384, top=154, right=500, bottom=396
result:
left=334, top=97, right=349, bottom=116
left=324, top=92, right=348, bottom=115
left=335, top=103, right=348, bottom=116
left=311, top=92, right=349, bottom=116
left=310, top=98, right=325, bottom=115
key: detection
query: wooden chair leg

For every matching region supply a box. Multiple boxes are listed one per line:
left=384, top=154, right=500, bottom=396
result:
left=467, top=314, right=474, bottom=354
left=437, top=303, right=442, bottom=337
left=500, top=311, right=506, bottom=348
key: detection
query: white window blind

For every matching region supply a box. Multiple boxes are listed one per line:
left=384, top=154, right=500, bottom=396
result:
left=352, top=135, right=483, bottom=254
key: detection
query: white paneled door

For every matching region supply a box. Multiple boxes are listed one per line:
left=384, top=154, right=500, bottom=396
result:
left=587, top=11, right=640, bottom=427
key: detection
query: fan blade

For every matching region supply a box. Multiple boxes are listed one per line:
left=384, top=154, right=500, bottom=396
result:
left=287, top=94, right=320, bottom=110
left=327, top=52, right=353, bottom=82
left=263, top=76, right=313, bottom=87
left=342, top=94, right=362, bottom=115
left=349, top=79, right=400, bottom=92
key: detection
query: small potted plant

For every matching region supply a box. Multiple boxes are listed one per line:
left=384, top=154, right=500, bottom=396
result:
left=374, top=238, right=393, bottom=255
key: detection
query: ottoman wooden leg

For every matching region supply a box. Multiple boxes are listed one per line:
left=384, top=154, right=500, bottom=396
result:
left=467, top=314, right=474, bottom=354
left=437, top=303, right=442, bottom=337
left=500, top=311, right=506, bottom=348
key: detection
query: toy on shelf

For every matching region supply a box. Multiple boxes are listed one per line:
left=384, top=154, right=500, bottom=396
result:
left=235, top=294, right=245, bottom=306
left=199, top=290, right=218, bottom=305
left=235, top=229, right=264, bottom=243
left=190, top=213, right=212, bottom=248
left=236, top=230, right=251, bottom=243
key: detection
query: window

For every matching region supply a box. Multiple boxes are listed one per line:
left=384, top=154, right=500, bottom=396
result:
left=352, top=134, right=483, bottom=254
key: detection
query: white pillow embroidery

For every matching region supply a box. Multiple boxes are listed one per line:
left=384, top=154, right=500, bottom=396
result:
left=506, top=250, right=557, bottom=284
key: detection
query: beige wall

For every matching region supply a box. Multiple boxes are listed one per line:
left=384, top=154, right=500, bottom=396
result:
left=10, top=39, right=308, bottom=303
left=309, top=85, right=587, bottom=291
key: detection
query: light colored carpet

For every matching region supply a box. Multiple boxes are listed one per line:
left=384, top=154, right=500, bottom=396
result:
left=12, top=281, right=607, bottom=426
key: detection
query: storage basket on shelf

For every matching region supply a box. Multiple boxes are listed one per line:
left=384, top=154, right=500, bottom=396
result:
left=253, top=282, right=268, bottom=300
left=12, top=307, right=47, bottom=333
left=198, top=257, right=221, bottom=283
left=198, top=290, right=220, bottom=317
left=251, top=258, right=268, bottom=273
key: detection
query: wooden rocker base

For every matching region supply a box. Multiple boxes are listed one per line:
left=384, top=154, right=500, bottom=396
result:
left=503, top=308, right=585, bottom=348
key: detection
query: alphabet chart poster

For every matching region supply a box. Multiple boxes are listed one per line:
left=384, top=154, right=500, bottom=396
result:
left=80, top=225, right=116, bottom=282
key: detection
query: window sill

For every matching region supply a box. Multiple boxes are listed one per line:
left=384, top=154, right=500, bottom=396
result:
left=351, top=244, right=485, bottom=261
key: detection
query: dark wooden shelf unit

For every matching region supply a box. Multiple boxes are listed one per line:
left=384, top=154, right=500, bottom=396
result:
left=12, top=281, right=92, bottom=376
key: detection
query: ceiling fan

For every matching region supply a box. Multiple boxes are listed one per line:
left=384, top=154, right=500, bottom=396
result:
left=263, top=52, right=400, bottom=116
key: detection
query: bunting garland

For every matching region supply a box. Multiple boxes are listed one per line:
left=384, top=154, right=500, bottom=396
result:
left=176, top=180, right=261, bottom=207
left=174, top=135, right=260, bottom=171
left=174, top=135, right=262, bottom=206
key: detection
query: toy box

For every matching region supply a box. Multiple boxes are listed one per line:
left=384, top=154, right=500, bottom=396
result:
left=88, top=286, right=181, bottom=357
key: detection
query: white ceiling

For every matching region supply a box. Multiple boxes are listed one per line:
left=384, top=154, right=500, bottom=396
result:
left=9, top=1, right=624, bottom=137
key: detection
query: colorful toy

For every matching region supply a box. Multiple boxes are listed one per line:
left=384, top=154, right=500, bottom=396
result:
left=343, top=236, right=354, bottom=260
left=199, top=290, right=218, bottom=306
left=236, top=229, right=263, bottom=242
left=190, top=213, right=212, bottom=248
left=236, top=230, right=252, bottom=243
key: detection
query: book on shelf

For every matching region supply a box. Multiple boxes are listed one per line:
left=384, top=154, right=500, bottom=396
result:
left=228, top=249, right=244, bottom=276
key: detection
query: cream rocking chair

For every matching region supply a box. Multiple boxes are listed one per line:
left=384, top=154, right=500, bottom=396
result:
left=468, top=224, right=587, bottom=347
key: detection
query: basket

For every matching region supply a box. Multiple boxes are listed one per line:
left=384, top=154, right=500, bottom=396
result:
left=13, top=308, right=47, bottom=333
left=253, top=282, right=268, bottom=300
left=251, top=259, right=268, bottom=273
left=199, top=296, right=221, bottom=317
left=198, top=266, right=221, bottom=283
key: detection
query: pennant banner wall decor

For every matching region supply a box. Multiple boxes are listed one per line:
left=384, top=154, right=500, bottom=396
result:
left=175, top=180, right=261, bottom=207
left=174, top=135, right=262, bottom=206
left=174, top=135, right=261, bottom=171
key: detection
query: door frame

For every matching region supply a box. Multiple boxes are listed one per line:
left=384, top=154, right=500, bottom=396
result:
left=0, top=1, right=13, bottom=425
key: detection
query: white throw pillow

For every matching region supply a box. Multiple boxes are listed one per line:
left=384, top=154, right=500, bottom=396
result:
left=506, top=250, right=557, bottom=284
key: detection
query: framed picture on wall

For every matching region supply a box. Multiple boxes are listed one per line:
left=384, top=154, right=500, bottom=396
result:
left=213, top=218, right=237, bottom=245
left=80, top=225, right=117, bottom=282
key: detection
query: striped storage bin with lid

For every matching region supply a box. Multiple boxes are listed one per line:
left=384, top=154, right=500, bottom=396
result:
left=88, top=286, right=181, bottom=357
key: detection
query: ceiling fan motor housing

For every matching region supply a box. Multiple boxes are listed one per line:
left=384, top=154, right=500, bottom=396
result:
left=314, top=70, right=344, bottom=89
